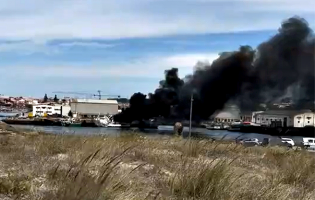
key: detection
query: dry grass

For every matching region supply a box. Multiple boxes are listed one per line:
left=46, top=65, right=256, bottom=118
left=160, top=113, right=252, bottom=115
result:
left=0, top=127, right=315, bottom=200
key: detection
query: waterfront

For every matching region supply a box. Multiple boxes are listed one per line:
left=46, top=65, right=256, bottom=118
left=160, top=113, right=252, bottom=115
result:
left=0, top=112, right=305, bottom=144
left=11, top=124, right=305, bottom=145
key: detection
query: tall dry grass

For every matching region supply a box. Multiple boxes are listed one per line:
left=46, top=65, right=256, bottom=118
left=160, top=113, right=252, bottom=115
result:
left=0, top=127, right=315, bottom=199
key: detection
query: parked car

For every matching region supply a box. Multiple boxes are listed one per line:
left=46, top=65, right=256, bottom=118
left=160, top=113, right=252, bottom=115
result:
left=240, top=138, right=261, bottom=147
left=281, top=138, right=295, bottom=147
left=302, top=138, right=315, bottom=149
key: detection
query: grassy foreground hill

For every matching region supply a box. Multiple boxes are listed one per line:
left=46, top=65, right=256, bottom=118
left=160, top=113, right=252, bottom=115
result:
left=0, top=124, right=315, bottom=200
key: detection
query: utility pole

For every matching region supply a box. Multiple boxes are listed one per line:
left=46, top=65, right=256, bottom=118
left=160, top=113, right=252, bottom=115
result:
left=189, top=92, right=193, bottom=139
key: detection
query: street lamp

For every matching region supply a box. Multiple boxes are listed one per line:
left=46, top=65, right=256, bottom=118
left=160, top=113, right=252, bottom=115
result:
left=189, top=92, right=194, bottom=139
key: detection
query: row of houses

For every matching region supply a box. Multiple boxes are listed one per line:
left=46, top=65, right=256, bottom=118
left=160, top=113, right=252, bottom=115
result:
left=0, top=96, right=39, bottom=106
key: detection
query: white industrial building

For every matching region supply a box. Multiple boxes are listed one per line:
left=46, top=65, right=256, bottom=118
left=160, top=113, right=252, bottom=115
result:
left=33, top=105, right=54, bottom=116
left=70, top=99, right=119, bottom=117
left=32, top=104, right=71, bottom=117
left=251, top=110, right=315, bottom=127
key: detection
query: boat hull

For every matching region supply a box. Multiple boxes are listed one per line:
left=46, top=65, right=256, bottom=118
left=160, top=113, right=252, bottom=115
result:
left=2, top=119, right=62, bottom=126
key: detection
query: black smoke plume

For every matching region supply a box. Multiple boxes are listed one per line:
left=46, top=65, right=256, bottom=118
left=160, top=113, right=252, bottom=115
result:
left=114, top=16, right=315, bottom=123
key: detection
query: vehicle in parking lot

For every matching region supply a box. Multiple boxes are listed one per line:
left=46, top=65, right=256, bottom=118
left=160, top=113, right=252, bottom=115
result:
left=302, top=138, right=315, bottom=149
left=281, top=138, right=295, bottom=147
left=240, top=138, right=261, bottom=146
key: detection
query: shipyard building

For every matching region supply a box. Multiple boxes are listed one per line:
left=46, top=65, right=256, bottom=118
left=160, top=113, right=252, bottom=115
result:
left=251, top=110, right=315, bottom=127
left=70, top=99, right=118, bottom=117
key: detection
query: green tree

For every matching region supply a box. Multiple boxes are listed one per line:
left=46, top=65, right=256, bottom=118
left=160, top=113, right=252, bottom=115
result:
left=43, top=94, right=48, bottom=102
left=54, top=95, right=59, bottom=103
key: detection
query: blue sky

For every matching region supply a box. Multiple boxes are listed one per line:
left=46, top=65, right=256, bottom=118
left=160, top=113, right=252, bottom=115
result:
left=0, top=0, right=314, bottom=99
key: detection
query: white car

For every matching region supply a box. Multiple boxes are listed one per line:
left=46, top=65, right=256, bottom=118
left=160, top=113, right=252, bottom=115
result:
left=302, top=138, right=315, bottom=149
left=281, top=138, right=295, bottom=147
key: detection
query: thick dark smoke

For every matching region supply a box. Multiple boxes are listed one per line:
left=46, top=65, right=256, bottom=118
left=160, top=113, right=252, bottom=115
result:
left=238, top=16, right=315, bottom=110
left=114, top=16, right=315, bottom=123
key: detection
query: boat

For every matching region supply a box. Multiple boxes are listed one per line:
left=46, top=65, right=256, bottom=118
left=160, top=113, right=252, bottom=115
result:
left=61, top=118, right=82, bottom=127
left=62, top=122, right=82, bottom=127
left=95, top=114, right=122, bottom=128
left=107, top=123, right=122, bottom=128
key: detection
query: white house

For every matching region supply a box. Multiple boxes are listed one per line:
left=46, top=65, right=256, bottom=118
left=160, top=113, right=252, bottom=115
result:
left=293, top=112, right=315, bottom=127
left=17, top=99, right=25, bottom=104
left=26, top=99, right=39, bottom=105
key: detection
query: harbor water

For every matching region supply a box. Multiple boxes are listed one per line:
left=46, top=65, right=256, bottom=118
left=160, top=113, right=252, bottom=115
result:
left=10, top=124, right=305, bottom=145
left=0, top=112, right=305, bottom=144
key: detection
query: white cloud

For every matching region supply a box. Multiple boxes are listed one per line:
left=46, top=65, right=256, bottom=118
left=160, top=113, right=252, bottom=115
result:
left=57, top=41, right=119, bottom=48
left=0, top=40, right=57, bottom=54
left=163, top=54, right=219, bottom=70
left=0, top=0, right=313, bottom=40
left=0, top=40, right=119, bottom=54
left=2, top=53, right=220, bottom=79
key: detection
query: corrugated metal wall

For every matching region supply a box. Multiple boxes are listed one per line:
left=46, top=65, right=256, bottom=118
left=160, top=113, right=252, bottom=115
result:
left=71, top=103, right=118, bottom=115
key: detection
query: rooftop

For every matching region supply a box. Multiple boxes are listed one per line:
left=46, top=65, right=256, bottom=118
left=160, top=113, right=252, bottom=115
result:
left=259, top=109, right=313, bottom=115
left=73, top=99, right=118, bottom=104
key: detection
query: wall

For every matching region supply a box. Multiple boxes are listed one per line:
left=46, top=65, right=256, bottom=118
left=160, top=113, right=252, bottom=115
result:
left=71, top=102, right=118, bottom=115
left=252, top=111, right=295, bottom=127
left=294, top=113, right=315, bottom=127
left=32, top=105, right=54, bottom=116
left=251, top=111, right=264, bottom=123
left=54, top=105, right=62, bottom=115
left=61, top=105, right=71, bottom=117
